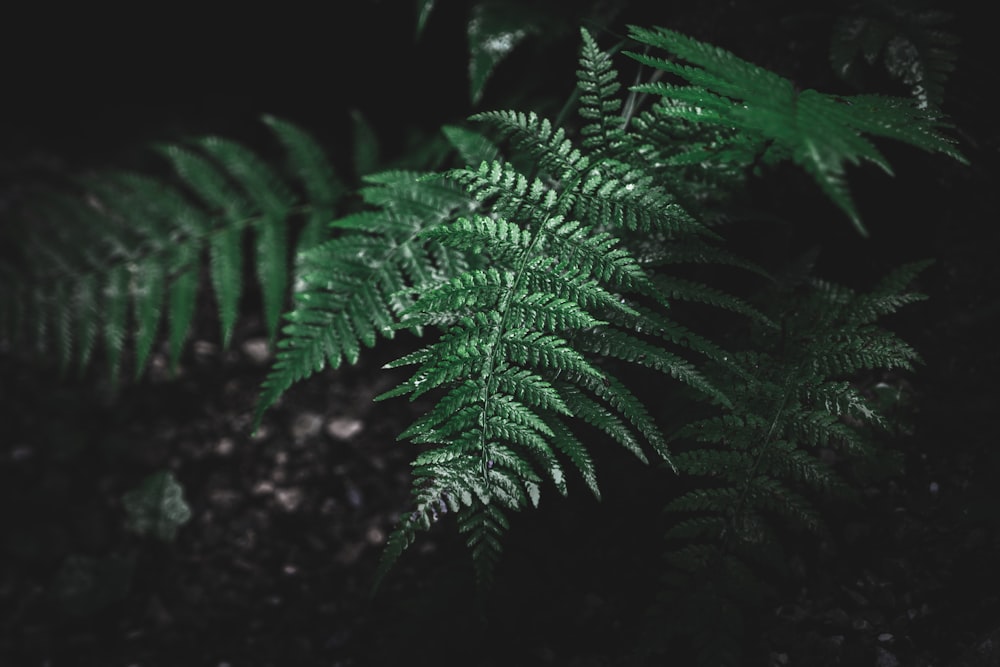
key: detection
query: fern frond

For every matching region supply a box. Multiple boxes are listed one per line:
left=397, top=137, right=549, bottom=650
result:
left=441, top=124, right=502, bottom=167
left=376, top=202, right=699, bottom=581
left=571, top=161, right=706, bottom=235
left=253, top=174, right=477, bottom=428
left=261, top=114, right=345, bottom=253
left=368, top=29, right=818, bottom=589
left=539, top=215, right=653, bottom=291
left=446, top=159, right=562, bottom=221
left=201, top=135, right=296, bottom=329
left=1, top=116, right=345, bottom=382
left=577, top=28, right=628, bottom=156
left=572, top=327, right=730, bottom=408
left=809, top=327, right=921, bottom=375
left=469, top=110, right=591, bottom=181
left=653, top=274, right=775, bottom=328
left=830, top=4, right=959, bottom=110
left=658, top=258, right=930, bottom=661
left=458, top=502, right=510, bottom=587
left=422, top=214, right=532, bottom=263
left=624, top=24, right=966, bottom=235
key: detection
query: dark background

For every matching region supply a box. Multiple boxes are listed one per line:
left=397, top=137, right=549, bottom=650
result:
left=2, top=1, right=999, bottom=666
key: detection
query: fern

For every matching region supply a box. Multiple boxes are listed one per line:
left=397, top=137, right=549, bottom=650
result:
left=369, top=30, right=776, bottom=590
left=355, top=24, right=961, bottom=593
left=252, top=168, right=479, bottom=427
left=647, top=259, right=931, bottom=665
left=830, top=0, right=960, bottom=110
left=0, top=116, right=343, bottom=384
left=623, top=24, right=966, bottom=236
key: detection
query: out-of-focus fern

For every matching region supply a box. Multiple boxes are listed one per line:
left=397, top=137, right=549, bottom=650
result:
left=644, top=258, right=931, bottom=666
left=830, top=0, right=960, bottom=110
left=0, top=116, right=344, bottom=385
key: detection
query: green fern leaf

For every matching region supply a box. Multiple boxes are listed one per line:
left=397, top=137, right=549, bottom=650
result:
left=208, top=225, right=243, bottom=349
left=53, top=281, right=72, bottom=375
left=262, top=114, right=345, bottom=254
left=624, top=24, right=966, bottom=235
left=441, top=124, right=501, bottom=167
left=573, top=327, right=730, bottom=408
left=197, top=136, right=295, bottom=339
left=577, top=28, right=627, bottom=155
left=458, top=503, right=509, bottom=587
left=830, top=4, right=959, bottom=109
left=254, top=173, right=475, bottom=428
left=74, top=275, right=100, bottom=374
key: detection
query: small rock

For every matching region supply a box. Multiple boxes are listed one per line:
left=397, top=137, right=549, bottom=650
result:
left=193, top=340, right=218, bottom=362
left=209, top=489, right=241, bottom=510
left=345, top=483, right=363, bottom=509
left=252, top=480, right=275, bottom=496
left=292, top=412, right=324, bottom=442
left=10, top=444, right=33, bottom=462
left=876, top=646, right=900, bottom=667
left=215, top=437, right=235, bottom=456
left=823, top=608, right=851, bottom=629
left=147, top=352, right=171, bottom=382
left=274, top=487, right=304, bottom=512
left=326, top=417, right=364, bottom=441
left=320, top=497, right=338, bottom=515
left=366, top=525, right=385, bottom=545
left=241, top=338, right=272, bottom=364
left=844, top=585, right=869, bottom=607
left=336, top=542, right=365, bottom=565
left=852, top=617, right=873, bottom=632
